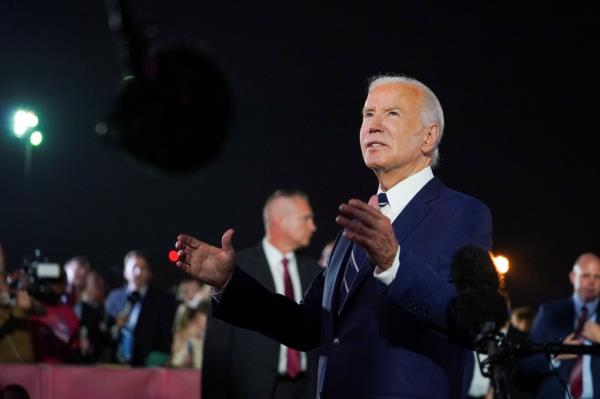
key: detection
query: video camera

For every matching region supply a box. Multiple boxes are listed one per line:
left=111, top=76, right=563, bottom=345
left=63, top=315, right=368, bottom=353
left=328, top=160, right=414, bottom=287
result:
left=2, top=249, right=63, bottom=306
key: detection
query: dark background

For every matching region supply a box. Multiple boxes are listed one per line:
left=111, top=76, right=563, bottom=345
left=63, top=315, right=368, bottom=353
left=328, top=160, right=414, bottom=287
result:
left=1, top=2, right=597, bottom=308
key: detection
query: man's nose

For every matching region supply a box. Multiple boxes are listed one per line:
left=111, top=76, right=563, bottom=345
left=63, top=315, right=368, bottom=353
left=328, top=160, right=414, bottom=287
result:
left=368, top=115, right=383, bottom=133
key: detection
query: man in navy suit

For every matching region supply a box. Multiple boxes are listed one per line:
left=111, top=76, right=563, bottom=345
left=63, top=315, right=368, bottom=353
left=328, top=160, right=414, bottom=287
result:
left=175, top=75, right=492, bottom=398
left=521, top=253, right=600, bottom=398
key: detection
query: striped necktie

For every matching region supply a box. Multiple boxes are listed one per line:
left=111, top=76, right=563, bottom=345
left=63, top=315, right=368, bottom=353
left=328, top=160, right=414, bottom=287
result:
left=338, top=193, right=389, bottom=310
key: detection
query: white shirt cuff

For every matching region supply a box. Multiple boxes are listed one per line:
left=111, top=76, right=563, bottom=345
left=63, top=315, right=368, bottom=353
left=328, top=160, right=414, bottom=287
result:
left=373, top=246, right=400, bottom=286
left=209, top=275, right=233, bottom=303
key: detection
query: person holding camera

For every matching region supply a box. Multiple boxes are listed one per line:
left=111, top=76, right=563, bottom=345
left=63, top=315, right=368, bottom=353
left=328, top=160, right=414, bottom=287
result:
left=27, top=267, right=80, bottom=363
left=0, top=267, right=36, bottom=363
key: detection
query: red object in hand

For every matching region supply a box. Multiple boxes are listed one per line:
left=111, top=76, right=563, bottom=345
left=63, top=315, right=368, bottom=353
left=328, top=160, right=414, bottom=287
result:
left=168, top=250, right=179, bottom=263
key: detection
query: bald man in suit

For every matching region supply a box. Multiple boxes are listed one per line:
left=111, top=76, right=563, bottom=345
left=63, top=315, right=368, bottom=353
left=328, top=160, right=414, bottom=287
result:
left=202, top=190, right=321, bottom=399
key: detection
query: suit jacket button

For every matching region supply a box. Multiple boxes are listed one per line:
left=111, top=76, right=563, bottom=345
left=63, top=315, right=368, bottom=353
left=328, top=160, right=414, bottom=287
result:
left=332, top=337, right=340, bottom=346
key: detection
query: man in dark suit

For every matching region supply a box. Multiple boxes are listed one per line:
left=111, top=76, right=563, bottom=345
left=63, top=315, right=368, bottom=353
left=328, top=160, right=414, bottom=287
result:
left=521, top=252, right=600, bottom=398
left=203, top=189, right=321, bottom=399
left=175, top=75, right=492, bottom=398
left=105, top=250, right=176, bottom=366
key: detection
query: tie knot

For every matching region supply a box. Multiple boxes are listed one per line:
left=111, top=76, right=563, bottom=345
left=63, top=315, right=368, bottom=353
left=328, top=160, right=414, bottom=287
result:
left=282, top=257, right=289, bottom=269
left=575, top=306, right=589, bottom=337
left=377, top=193, right=389, bottom=208
left=127, top=291, right=140, bottom=303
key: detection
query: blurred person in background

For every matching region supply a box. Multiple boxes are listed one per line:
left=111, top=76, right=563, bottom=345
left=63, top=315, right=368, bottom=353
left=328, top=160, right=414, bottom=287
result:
left=0, top=274, right=35, bottom=363
left=202, top=189, right=321, bottom=399
left=510, top=306, right=535, bottom=333
left=173, top=278, right=210, bottom=330
left=62, top=256, right=91, bottom=306
left=28, top=268, right=80, bottom=363
left=74, top=270, right=111, bottom=363
left=0, top=384, right=31, bottom=399
left=105, top=250, right=176, bottom=366
left=317, top=241, right=334, bottom=268
left=170, top=302, right=208, bottom=369
left=521, top=252, right=600, bottom=398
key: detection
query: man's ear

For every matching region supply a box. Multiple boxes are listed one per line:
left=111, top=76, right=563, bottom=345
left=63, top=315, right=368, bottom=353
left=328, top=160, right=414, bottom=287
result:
left=569, top=270, right=576, bottom=286
left=421, top=124, right=439, bottom=154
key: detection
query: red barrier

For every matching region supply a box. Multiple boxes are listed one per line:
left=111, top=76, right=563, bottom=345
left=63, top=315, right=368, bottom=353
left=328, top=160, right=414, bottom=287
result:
left=0, top=364, right=200, bottom=398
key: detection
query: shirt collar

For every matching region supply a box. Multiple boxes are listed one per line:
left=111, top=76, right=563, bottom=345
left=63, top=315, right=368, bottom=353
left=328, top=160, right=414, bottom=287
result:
left=377, top=166, right=434, bottom=221
left=127, top=285, right=148, bottom=298
left=572, top=293, right=599, bottom=316
left=262, top=237, right=295, bottom=267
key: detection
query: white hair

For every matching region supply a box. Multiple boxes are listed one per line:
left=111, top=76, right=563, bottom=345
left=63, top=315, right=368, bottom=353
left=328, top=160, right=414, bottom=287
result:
left=368, top=75, right=445, bottom=168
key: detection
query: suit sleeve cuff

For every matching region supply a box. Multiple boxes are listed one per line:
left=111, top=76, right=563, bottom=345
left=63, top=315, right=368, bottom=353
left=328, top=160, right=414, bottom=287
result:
left=373, top=246, right=400, bottom=286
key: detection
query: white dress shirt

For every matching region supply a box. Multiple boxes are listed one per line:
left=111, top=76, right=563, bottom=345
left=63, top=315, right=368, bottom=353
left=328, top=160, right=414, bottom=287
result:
left=373, top=166, right=434, bottom=285
left=262, top=238, right=307, bottom=374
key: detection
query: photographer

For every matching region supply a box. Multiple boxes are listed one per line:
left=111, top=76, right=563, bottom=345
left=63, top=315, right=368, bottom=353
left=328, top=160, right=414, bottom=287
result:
left=0, top=271, right=36, bottom=363
left=27, top=266, right=80, bottom=364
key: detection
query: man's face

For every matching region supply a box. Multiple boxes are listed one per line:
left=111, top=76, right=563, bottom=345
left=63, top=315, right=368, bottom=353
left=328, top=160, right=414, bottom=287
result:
left=279, top=197, right=317, bottom=250
left=570, top=256, right=600, bottom=303
left=124, top=255, right=152, bottom=289
left=360, top=82, right=431, bottom=178
left=182, top=281, right=200, bottom=302
left=85, top=273, right=106, bottom=302
left=64, top=260, right=88, bottom=288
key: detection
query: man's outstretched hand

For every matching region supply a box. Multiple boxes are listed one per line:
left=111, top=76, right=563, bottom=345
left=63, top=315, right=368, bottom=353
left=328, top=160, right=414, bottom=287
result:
left=175, top=229, right=236, bottom=289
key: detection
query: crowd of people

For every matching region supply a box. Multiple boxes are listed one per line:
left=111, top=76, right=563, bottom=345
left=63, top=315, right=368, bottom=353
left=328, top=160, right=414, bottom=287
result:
left=0, top=243, right=210, bottom=370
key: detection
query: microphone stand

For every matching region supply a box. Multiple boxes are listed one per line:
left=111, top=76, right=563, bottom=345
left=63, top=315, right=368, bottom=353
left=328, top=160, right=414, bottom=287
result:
left=476, top=328, right=600, bottom=399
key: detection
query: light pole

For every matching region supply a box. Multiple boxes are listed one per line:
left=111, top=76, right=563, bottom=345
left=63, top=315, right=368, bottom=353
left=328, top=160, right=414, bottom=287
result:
left=12, top=109, right=43, bottom=180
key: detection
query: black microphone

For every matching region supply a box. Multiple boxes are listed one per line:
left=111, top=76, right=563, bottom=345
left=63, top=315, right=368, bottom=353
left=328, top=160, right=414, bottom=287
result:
left=450, top=245, right=509, bottom=347
left=451, top=246, right=511, bottom=398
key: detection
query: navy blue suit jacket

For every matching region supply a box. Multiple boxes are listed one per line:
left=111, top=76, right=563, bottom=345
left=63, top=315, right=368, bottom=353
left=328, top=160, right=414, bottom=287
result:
left=521, top=297, right=600, bottom=398
left=215, top=177, right=492, bottom=398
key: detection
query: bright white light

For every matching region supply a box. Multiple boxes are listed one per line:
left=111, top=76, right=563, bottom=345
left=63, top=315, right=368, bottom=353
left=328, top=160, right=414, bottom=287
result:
left=25, top=111, right=39, bottom=128
left=13, top=109, right=39, bottom=137
left=13, top=111, right=29, bottom=137
left=14, top=124, right=28, bottom=137
left=30, top=131, right=43, bottom=146
left=493, top=255, right=510, bottom=274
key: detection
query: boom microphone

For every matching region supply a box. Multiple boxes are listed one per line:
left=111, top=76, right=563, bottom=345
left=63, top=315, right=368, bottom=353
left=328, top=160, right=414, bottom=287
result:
left=450, top=245, right=509, bottom=347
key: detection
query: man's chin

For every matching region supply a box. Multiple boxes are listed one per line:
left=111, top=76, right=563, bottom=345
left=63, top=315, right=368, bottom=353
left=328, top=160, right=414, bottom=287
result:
left=364, top=158, right=384, bottom=170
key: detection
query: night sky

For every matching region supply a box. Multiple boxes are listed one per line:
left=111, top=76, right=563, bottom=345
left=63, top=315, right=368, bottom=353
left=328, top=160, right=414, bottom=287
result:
left=1, top=2, right=597, bottom=308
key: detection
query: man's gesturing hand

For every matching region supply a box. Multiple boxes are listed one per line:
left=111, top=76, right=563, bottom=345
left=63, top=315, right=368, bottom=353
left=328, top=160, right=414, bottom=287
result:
left=175, top=229, right=236, bottom=289
left=335, top=195, right=398, bottom=270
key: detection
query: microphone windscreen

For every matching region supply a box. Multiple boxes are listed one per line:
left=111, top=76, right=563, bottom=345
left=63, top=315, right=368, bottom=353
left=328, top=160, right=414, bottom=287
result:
left=451, top=245, right=499, bottom=290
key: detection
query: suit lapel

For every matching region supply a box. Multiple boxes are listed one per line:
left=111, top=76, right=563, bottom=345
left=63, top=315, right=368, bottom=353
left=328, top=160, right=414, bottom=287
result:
left=390, top=177, right=442, bottom=244
left=248, top=245, right=276, bottom=292
left=323, top=232, right=351, bottom=314
left=336, top=177, right=445, bottom=315
left=297, top=257, right=315, bottom=291
left=559, top=298, right=576, bottom=336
